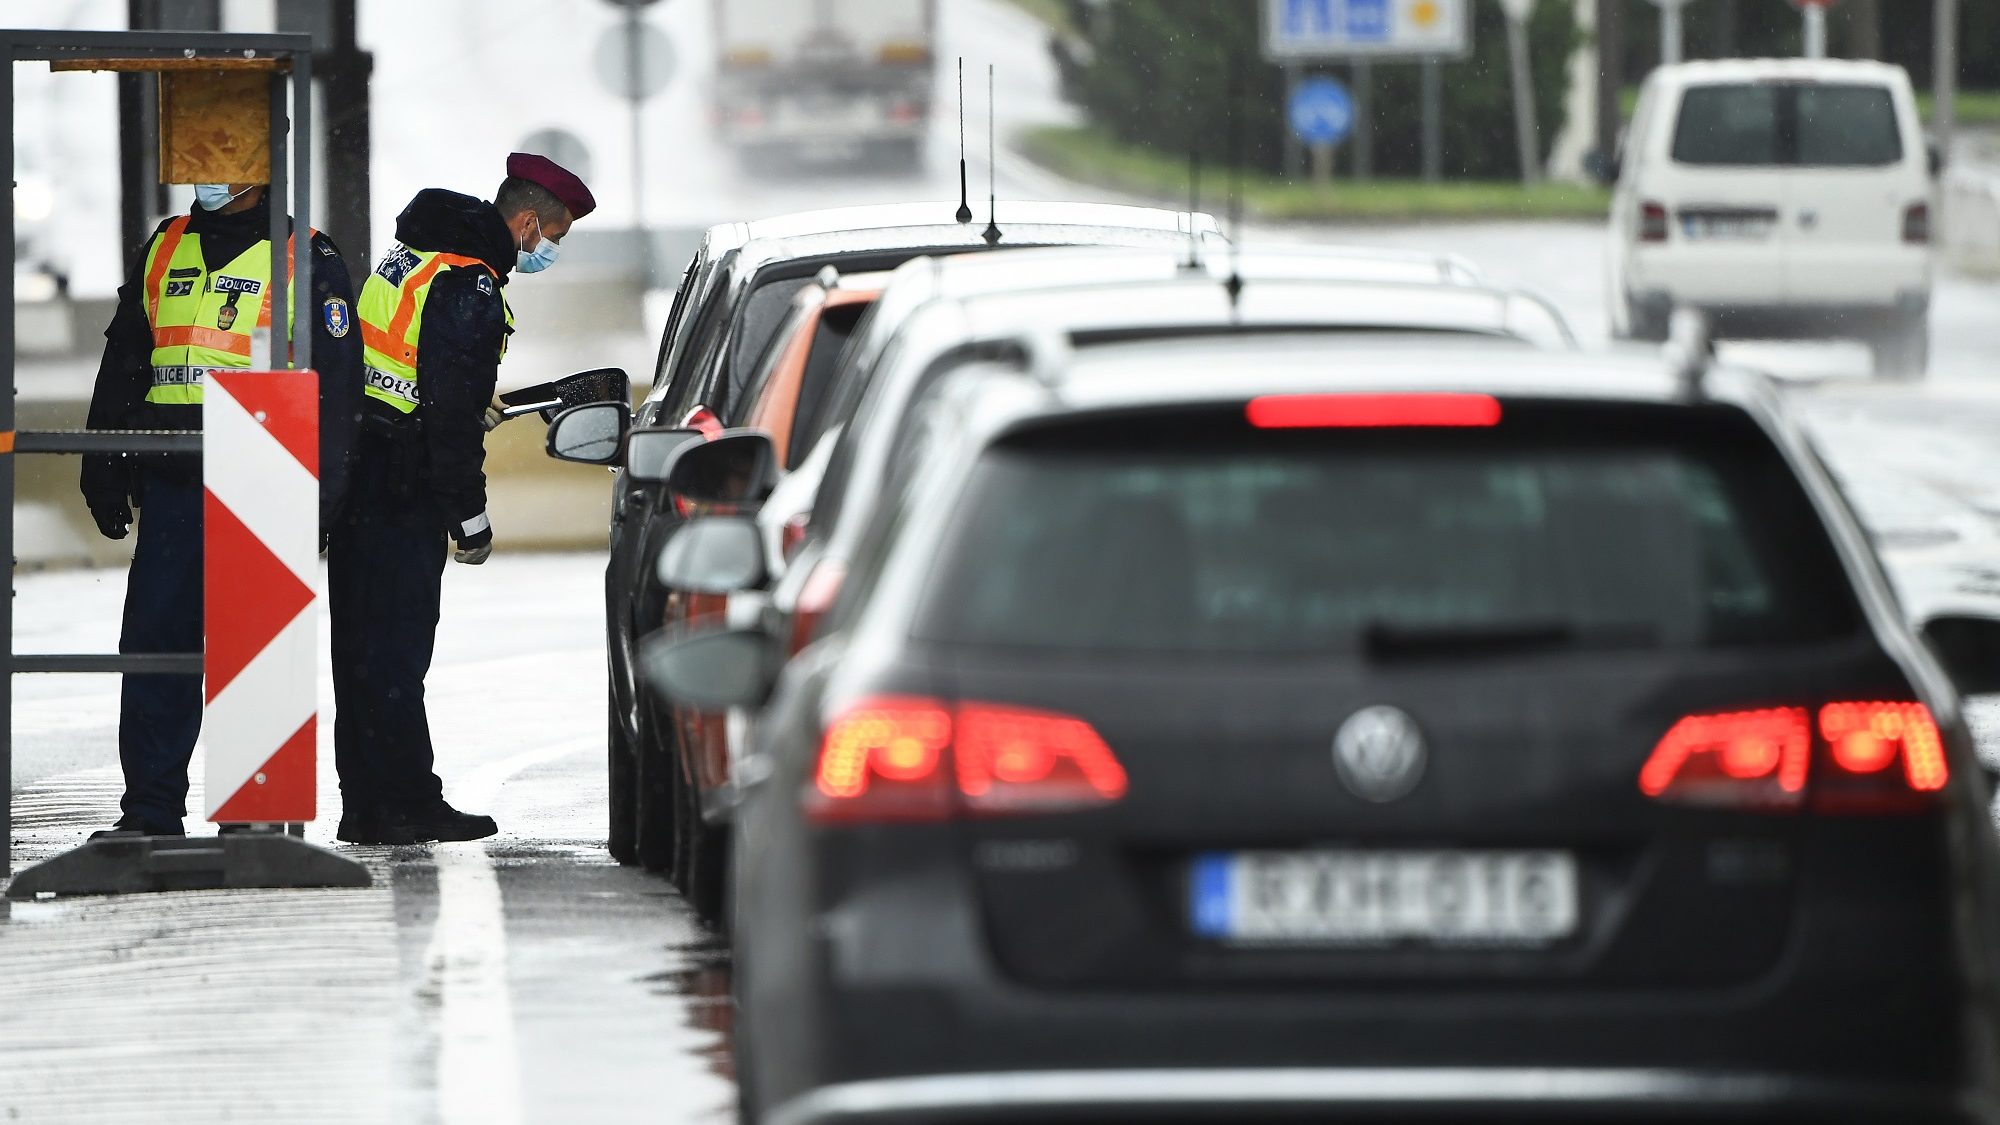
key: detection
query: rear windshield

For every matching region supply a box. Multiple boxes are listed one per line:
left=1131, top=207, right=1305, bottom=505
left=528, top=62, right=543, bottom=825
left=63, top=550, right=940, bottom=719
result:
left=1672, top=83, right=1902, bottom=167
left=790, top=303, right=869, bottom=469
left=915, top=403, right=1864, bottom=656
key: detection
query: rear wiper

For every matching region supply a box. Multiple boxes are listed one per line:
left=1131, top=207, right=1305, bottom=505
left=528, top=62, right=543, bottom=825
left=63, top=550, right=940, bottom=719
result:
left=1360, top=620, right=1658, bottom=661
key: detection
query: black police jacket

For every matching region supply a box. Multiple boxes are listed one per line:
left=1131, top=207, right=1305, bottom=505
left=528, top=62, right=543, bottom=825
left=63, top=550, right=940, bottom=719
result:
left=370, top=188, right=515, bottom=536
left=81, top=194, right=363, bottom=530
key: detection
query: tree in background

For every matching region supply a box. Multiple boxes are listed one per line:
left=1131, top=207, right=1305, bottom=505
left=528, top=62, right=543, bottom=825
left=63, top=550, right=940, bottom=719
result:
left=1062, top=0, right=1579, bottom=181
left=1615, top=0, right=1997, bottom=87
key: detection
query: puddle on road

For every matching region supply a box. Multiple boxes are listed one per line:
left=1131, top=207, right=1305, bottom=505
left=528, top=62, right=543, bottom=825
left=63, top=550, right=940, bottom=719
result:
left=649, top=935, right=737, bottom=1086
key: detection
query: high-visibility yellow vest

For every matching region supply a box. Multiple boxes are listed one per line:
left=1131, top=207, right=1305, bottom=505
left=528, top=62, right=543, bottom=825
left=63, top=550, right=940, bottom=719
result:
left=357, top=243, right=512, bottom=415
left=141, top=215, right=302, bottom=405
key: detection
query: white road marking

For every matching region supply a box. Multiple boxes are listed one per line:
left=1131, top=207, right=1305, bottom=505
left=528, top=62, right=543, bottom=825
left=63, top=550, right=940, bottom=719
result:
left=426, top=737, right=597, bottom=1125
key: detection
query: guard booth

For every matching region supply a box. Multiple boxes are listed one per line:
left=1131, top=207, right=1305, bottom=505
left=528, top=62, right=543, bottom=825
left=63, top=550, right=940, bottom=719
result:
left=0, top=29, right=367, bottom=897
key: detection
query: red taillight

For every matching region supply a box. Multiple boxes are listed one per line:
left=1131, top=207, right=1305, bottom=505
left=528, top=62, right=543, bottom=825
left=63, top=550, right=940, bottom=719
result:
left=1245, top=393, right=1501, bottom=430
left=1818, top=701, right=1947, bottom=796
left=955, top=704, right=1129, bottom=813
left=808, top=697, right=955, bottom=822
left=1639, top=707, right=1812, bottom=809
left=681, top=406, right=723, bottom=440
left=1641, top=701, right=1946, bottom=812
left=807, top=697, right=1125, bottom=824
left=779, top=513, right=809, bottom=564
left=1640, top=201, right=1670, bottom=243
left=788, top=556, right=845, bottom=655
left=886, top=100, right=922, bottom=124
left=1903, top=203, right=1931, bottom=244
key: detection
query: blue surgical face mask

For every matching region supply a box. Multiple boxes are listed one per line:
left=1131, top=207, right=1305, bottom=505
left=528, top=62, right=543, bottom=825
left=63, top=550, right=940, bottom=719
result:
left=516, top=214, right=560, bottom=274
left=194, top=183, right=252, bottom=211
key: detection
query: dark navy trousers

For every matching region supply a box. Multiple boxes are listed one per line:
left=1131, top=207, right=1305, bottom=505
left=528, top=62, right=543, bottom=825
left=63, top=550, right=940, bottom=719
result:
left=117, top=475, right=204, bottom=830
left=327, top=445, right=448, bottom=814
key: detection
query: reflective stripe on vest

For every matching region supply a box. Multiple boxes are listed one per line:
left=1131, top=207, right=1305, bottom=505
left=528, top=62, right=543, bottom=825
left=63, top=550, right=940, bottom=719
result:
left=141, top=217, right=307, bottom=405
left=357, top=244, right=512, bottom=415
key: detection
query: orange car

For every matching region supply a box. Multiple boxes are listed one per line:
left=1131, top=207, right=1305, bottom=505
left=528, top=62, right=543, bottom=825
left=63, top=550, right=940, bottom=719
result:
left=664, top=272, right=884, bottom=914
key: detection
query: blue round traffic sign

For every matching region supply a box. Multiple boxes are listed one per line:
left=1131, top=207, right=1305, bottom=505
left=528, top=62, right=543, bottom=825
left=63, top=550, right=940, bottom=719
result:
left=1289, top=77, right=1354, bottom=146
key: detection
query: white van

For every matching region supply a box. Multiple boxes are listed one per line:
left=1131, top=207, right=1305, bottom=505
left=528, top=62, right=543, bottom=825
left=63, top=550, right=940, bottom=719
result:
left=1608, top=59, right=1937, bottom=375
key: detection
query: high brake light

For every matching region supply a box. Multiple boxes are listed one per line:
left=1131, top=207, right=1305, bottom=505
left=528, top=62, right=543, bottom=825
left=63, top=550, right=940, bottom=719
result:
left=1641, top=701, right=1946, bottom=812
left=807, top=697, right=1126, bottom=824
left=1245, top=394, right=1501, bottom=430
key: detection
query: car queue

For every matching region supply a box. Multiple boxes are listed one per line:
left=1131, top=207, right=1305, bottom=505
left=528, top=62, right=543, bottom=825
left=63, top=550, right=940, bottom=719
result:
left=524, top=152, right=2000, bottom=1120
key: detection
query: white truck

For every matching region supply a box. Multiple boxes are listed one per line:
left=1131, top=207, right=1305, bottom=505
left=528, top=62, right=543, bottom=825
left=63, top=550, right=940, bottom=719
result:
left=711, top=0, right=937, bottom=169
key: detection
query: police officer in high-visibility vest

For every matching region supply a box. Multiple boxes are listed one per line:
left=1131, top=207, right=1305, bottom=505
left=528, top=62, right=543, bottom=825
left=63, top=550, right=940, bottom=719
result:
left=331, top=154, right=593, bottom=844
left=80, top=180, right=361, bottom=838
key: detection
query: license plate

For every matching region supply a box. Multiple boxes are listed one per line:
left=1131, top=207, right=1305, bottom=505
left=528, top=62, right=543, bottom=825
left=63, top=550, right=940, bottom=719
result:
left=1190, top=850, right=1579, bottom=946
left=1682, top=215, right=1772, bottom=241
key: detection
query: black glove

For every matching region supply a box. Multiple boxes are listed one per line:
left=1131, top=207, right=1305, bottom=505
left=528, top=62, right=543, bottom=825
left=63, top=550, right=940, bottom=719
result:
left=80, top=455, right=134, bottom=541
left=452, top=512, right=492, bottom=566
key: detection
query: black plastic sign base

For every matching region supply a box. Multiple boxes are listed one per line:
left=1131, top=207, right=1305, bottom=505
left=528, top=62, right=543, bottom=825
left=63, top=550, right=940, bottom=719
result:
left=4, top=832, right=372, bottom=899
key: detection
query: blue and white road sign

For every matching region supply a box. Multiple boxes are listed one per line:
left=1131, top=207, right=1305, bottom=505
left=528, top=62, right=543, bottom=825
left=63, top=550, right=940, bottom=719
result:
left=1263, top=0, right=1471, bottom=60
left=1289, top=77, right=1355, bottom=146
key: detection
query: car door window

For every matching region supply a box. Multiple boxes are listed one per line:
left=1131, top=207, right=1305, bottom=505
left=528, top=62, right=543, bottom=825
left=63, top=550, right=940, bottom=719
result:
left=665, top=277, right=735, bottom=424
left=650, top=254, right=700, bottom=393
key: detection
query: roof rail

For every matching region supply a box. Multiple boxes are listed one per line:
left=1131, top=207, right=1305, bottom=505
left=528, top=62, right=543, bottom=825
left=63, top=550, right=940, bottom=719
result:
left=1020, top=325, right=1073, bottom=388
left=1664, top=306, right=1716, bottom=398
left=1501, top=287, right=1579, bottom=349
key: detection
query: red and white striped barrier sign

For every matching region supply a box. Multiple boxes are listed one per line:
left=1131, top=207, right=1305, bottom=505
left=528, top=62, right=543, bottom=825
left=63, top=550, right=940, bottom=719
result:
left=203, top=370, right=319, bottom=823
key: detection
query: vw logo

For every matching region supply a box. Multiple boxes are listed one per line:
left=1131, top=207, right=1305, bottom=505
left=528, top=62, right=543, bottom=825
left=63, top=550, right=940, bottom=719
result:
left=1333, top=706, right=1427, bottom=803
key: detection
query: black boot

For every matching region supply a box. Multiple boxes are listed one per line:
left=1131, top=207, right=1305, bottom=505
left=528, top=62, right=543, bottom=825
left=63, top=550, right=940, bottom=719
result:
left=339, top=800, right=496, bottom=845
left=392, top=800, right=498, bottom=843
left=89, top=815, right=184, bottom=840
left=336, top=804, right=412, bottom=845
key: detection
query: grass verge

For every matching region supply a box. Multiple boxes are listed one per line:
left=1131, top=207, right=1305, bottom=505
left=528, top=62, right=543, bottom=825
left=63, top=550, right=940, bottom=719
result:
left=1020, top=125, right=1612, bottom=222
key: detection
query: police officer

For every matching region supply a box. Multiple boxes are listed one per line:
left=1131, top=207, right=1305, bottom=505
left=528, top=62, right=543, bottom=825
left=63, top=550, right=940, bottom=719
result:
left=332, top=154, right=593, bottom=844
left=81, top=180, right=361, bottom=838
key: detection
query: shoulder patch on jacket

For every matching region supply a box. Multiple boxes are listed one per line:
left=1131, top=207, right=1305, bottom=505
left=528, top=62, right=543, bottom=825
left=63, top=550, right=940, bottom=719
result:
left=475, top=273, right=495, bottom=296
left=322, top=297, right=351, bottom=338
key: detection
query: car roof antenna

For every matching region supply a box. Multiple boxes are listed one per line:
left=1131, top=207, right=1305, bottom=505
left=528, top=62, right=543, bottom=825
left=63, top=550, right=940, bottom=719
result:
left=983, top=64, right=1003, bottom=247
left=1181, top=148, right=1202, bottom=272
left=1224, top=65, right=1245, bottom=314
left=955, top=57, right=973, bottom=224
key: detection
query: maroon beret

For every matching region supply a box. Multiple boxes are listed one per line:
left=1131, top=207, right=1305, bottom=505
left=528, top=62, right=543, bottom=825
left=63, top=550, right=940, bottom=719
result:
left=506, top=152, right=595, bottom=221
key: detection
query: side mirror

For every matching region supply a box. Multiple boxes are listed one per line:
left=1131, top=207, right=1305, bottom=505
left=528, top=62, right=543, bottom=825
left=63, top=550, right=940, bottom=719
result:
left=640, top=627, right=779, bottom=711
left=658, top=516, right=767, bottom=594
left=626, top=427, right=705, bottom=483
left=502, top=367, right=631, bottom=422
left=1921, top=614, right=2000, bottom=697
left=663, top=429, right=779, bottom=506
left=545, top=400, right=631, bottom=465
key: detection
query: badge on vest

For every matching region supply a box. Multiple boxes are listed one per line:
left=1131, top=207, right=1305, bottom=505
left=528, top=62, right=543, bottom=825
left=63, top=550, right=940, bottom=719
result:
left=212, top=275, right=264, bottom=296
left=216, top=302, right=239, bottom=331
left=323, top=297, right=351, bottom=338
left=476, top=273, right=495, bottom=296
left=164, top=281, right=194, bottom=298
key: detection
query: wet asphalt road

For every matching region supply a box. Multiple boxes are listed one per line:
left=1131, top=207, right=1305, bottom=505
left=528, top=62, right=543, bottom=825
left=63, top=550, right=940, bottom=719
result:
left=9, top=2, right=2000, bottom=1120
